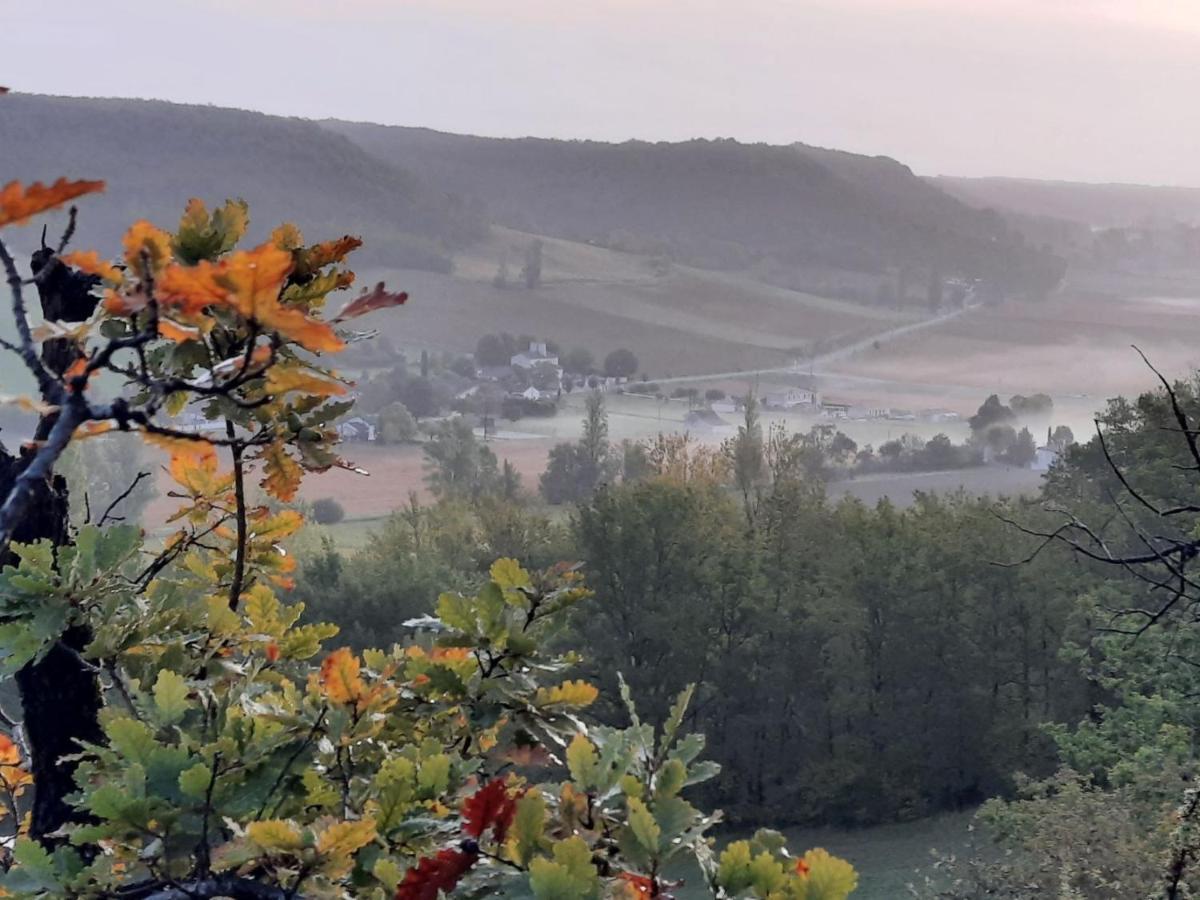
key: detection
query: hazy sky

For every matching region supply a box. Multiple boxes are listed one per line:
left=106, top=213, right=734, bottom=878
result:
left=7, top=0, right=1200, bottom=185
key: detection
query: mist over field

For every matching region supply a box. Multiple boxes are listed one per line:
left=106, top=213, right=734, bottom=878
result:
left=5, top=4, right=1200, bottom=898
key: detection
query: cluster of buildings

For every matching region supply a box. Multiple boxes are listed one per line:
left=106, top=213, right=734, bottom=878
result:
left=477, top=342, right=627, bottom=403
left=714, top=384, right=961, bottom=425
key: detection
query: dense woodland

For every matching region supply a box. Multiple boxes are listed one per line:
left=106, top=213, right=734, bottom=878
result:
left=292, top=377, right=1200, bottom=878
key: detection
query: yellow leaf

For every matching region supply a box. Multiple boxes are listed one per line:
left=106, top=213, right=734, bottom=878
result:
left=271, top=222, right=304, bottom=251
left=122, top=220, right=173, bottom=278
left=157, top=438, right=234, bottom=498
left=247, top=819, right=306, bottom=853
left=319, top=648, right=364, bottom=705
left=797, top=848, right=858, bottom=899
left=565, top=734, right=598, bottom=789
left=258, top=443, right=303, bottom=502
left=316, top=818, right=376, bottom=857
left=535, top=680, right=599, bottom=710
left=0, top=179, right=104, bottom=228
left=490, top=558, right=532, bottom=593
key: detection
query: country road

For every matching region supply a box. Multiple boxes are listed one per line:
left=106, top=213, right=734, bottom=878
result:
left=650, top=303, right=974, bottom=387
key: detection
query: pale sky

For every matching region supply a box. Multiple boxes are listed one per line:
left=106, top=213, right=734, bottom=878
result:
left=6, top=0, right=1200, bottom=185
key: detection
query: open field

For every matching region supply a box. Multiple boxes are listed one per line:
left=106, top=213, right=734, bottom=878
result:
left=361, top=228, right=921, bottom=380
left=827, top=289, right=1200, bottom=408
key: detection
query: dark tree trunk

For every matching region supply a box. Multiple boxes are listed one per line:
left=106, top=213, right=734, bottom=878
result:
left=1, top=249, right=105, bottom=844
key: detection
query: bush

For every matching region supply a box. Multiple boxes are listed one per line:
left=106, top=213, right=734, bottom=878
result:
left=604, top=347, right=639, bottom=378
left=311, top=497, right=345, bottom=524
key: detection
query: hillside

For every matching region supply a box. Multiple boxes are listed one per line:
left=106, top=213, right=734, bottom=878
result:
left=326, top=121, right=1065, bottom=300
left=0, top=94, right=485, bottom=267
left=934, top=176, right=1200, bottom=228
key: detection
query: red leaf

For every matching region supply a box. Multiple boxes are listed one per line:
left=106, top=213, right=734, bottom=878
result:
left=395, top=848, right=477, bottom=900
left=333, top=282, right=408, bottom=322
left=462, top=778, right=520, bottom=843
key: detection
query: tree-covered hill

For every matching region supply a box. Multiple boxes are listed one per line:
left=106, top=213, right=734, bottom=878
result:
left=326, top=120, right=1065, bottom=298
left=1, top=94, right=486, bottom=268
left=934, top=175, right=1200, bottom=228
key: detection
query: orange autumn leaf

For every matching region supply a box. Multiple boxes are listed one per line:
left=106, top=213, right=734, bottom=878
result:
left=295, top=235, right=363, bottom=278
left=429, top=647, right=471, bottom=662
left=307, top=235, right=362, bottom=268
left=156, top=261, right=227, bottom=316
left=319, top=648, right=364, bottom=705
left=0, top=178, right=105, bottom=228
left=102, top=288, right=149, bottom=317
left=63, top=357, right=89, bottom=391
left=332, top=282, right=408, bottom=323
left=157, top=317, right=203, bottom=343
left=61, top=250, right=122, bottom=285
left=165, top=440, right=226, bottom=495
left=258, top=443, right=303, bottom=502
left=618, top=873, right=655, bottom=898
left=122, top=220, right=173, bottom=278
left=72, top=420, right=115, bottom=440
left=142, top=430, right=211, bottom=457
left=219, top=244, right=344, bottom=352
left=0, top=735, right=20, bottom=767
left=264, top=366, right=347, bottom=398
left=265, top=643, right=281, bottom=663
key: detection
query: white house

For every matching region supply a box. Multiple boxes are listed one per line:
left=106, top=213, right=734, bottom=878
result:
left=1032, top=445, right=1059, bottom=472
left=336, top=417, right=376, bottom=442
left=510, top=342, right=559, bottom=371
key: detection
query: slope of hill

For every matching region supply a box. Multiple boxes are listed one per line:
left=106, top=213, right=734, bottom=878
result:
left=0, top=94, right=485, bottom=267
left=326, top=121, right=1064, bottom=300
left=934, top=176, right=1200, bottom=228
left=357, top=224, right=923, bottom=379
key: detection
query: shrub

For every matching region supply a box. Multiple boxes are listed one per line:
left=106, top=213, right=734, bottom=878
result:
left=311, top=497, right=346, bottom=524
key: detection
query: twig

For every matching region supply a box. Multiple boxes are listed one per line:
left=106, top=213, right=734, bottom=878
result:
left=98, top=471, right=151, bottom=526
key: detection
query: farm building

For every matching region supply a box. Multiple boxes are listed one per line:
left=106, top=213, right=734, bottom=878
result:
left=764, top=387, right=817, bottom=410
